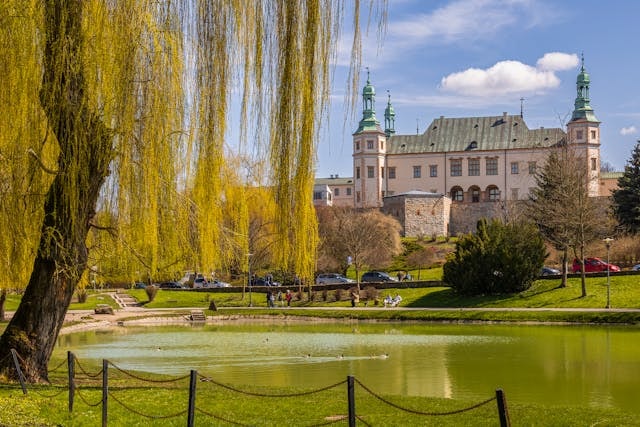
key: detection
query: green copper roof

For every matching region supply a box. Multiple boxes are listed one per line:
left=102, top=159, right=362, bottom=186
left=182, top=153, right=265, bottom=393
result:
left=354, top=69, right=383, bottom=134
left=386, top=114, right=566, bottom=154
left=571, top=54, right=599, bottom=123
left=384, top=91, right=396, bottom=137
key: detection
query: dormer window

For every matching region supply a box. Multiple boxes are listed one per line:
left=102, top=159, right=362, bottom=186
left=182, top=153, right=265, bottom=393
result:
left=466, top=141, right=478, bottom=150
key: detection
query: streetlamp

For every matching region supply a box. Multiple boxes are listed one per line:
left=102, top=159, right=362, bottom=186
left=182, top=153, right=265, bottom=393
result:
left=247, top=253, right=253, bottom=307
left=603, top=237, right=614, bottom=309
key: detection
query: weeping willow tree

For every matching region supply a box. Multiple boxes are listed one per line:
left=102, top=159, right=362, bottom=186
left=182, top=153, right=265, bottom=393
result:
left=0, top=0, right=383, bottom=383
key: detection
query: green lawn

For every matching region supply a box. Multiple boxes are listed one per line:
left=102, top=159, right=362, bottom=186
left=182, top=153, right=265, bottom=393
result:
left=0, top=375, right=636, bottom=426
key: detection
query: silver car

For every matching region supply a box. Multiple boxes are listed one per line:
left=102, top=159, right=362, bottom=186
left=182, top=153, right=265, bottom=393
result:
left=316, top=273, right=355, bottom=285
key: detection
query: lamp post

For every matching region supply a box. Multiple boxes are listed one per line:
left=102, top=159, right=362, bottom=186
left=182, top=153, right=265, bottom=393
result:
left=247, top=253, right=253, bottom=307
left=603, top=238, right=614, bottom=309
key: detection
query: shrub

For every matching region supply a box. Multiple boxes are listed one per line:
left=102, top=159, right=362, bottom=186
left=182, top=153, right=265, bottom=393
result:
left=334, top=288, right=345, bottom=301
left=322, top=289, right=329, bottom=301
left=363, top=286, right=379, bottom=303
left=443, top=219, right=546, bottom=295
left=76, top=289, right=88, bottom=303
left=145, top=285, right=158, bottom=302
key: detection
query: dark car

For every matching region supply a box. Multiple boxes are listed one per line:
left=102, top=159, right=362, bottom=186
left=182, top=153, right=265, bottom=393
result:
left=133, top=282, right=147, bottom=289
left=572, top=257, right=620, bottom=273
left=540, top=266, right=560, bottom=276
left=159, top=281, right=183, bottom=289
left=361, top=271, right=397, bottom=283
left=252, top=277, right=281, bottom=287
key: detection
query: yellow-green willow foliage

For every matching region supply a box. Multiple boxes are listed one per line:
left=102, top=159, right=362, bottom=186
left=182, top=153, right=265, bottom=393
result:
left=0, top=1, right=56, bottom=290
left=1, top=0, right=381, bottom=287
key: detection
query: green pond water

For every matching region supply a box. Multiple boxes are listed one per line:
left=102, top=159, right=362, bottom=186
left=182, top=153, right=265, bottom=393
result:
left=55, top=322, right=640, bottom=414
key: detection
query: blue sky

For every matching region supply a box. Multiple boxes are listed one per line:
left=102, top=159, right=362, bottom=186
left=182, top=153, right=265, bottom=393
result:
left=315, top=0, right=640, bottom=178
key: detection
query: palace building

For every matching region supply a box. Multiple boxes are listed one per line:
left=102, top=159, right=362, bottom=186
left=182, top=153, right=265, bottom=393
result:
left=314, top=59, right=613, bottom=236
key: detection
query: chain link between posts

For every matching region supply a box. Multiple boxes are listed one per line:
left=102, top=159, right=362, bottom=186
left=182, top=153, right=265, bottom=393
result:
left=355, top=378, right=496, bottom=416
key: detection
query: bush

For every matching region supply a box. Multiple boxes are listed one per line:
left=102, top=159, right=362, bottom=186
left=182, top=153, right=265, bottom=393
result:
left=145, top=285, right=158, bottom=302
left=334, top=288, right=345, bottom=301
left=322, top=289, right=329, bottom=301
left=363, top=286, right=379, bottom=303
left=443, top=219, right=546, bottom=295
left=76, top=289, right=88, bottom=303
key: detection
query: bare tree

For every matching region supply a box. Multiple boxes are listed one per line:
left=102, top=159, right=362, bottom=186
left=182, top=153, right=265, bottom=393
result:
left=527, top=145, right=609, bottom=296
left=317, top=207, right=402, bottom=289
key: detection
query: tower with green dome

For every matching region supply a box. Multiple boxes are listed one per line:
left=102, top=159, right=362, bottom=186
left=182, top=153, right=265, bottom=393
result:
left=567, top=54, right=601, bottom=195
left=353, top=69, right=387, bottom=208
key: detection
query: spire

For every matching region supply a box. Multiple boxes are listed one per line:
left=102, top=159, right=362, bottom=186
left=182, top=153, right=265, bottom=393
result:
left=571, top=53, right=599, bottom=122
left=384, top=90, right=396, bottom=137
left=354, top=68, right=382, bottom=134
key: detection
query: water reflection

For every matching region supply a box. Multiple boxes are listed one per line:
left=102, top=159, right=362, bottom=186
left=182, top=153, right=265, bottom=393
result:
left=55, top=323, right=640, bottom=414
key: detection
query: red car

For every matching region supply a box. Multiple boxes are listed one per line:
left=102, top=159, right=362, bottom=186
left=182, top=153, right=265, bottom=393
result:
left=572, top=257, right=620, bottom=273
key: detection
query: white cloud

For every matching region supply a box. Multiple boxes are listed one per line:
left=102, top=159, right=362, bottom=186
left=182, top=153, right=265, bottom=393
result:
left=440, top=53, right=577, bottom=97
left=620, top=126, right=637, bottom=136
left=536, top=52, right=579, bottom=71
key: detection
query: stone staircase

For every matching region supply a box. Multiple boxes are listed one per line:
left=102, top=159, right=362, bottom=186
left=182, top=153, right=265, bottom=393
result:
left=112, top=291, right=140, bottom=308
left=189, top=310, right=206, bottom=322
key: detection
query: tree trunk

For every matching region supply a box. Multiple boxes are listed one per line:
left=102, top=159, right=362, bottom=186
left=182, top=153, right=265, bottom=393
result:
left=560, top=249, right=568, bottom=288
left=0, top=0, right=111, bottom=383
left=0, top=289, right=6, bottom=321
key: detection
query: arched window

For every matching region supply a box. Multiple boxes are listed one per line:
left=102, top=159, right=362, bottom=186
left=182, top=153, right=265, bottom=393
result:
left=451, top=186, right=464, bottom=202
left=469, top=186, right=480, bottom=203
left=487, top=185, right=500, bottom=201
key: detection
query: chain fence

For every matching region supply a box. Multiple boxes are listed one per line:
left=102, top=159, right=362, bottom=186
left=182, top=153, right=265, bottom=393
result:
left=0, top=348, right=511, bottom=426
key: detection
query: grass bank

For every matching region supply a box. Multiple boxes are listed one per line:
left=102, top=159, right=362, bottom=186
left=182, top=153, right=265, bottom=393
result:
left=0, top=375, right=636, bottom=426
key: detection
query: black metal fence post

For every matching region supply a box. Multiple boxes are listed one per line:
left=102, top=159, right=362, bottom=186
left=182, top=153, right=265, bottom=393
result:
left=68, top=351, right=75, bottom=412
left=187, top=370, right=197, bottom=427
left=495, top=388, right=510, bottom=427
left=102, top=359, right=108, bottom=427
left=10, top=349, right=27, bottom=394
left=347, top=375, right=355, bottom=427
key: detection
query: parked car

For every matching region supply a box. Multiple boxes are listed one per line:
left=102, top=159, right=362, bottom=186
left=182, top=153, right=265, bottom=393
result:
left=316, top=273, right=355, bottom=285
left=193, top=277, right=208, bottom=288
left=207, top=279, right=231, bottom=288
left=361, top=271, right=398, bottom=283
left=252, top=277, right=281, bottom=287
left=159, top=281, right=183, bottom=289
left=133, top=282, right=147, bottom=289
left=540, top=266, right=560, bottom=276
left=572, top=257, right=620, bottom=273
left=632, top=264, right=640, bottom=271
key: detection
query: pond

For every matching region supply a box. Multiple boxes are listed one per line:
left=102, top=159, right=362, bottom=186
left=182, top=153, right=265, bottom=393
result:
left=55, top=322, right=640, bottom=414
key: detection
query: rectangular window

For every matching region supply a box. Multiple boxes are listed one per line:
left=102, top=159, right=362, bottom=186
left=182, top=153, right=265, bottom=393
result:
left=429, top=165, right=438, bottom=177
left=381, top=167, right=385, bottom=179
left=576, top=130, right=583, bottom=140
left=511, top=188, right=519, bottom=200
left=356, top=167, right=360, bottom=179
left=486, top=158, right=498, bottom=175
left=380, top=141, right=384, bottom=150
left=367, top=140, right=374, bottom=149
left=468, top=158, right=480, bottom=176
left=388, top=167, right=396, bottom=179
left=450, top=159, right=462, bottom=176
left=591, top=157, right=597, bottom=171
left=367, top=166, right=375, bottom=178
left=413, top=166, right=421, bottom=178
left=528, top=161, right=537, bottom=175
left=355, top=141, right=360, bottom=150
left=356, top=191, right=361, bottom=203
left=313, top=191, right=322, bottom=200
left=334, top=188, right=340, bottom=196
left=346, top=187, right=352, bottom=196
left=591, top=130, right=596, bottom=139
left=381, top=191, right=385, bottom=197
left=511, top=162, right=519, bottom=174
